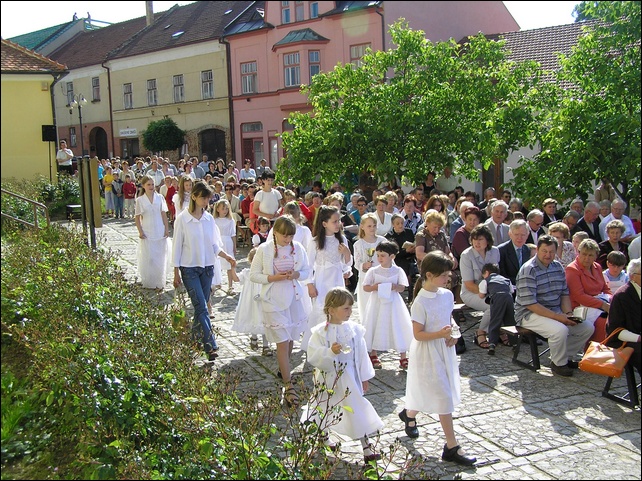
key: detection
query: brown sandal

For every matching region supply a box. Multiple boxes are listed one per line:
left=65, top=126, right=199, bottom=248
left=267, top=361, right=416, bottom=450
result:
left=499, top=333, right=513, bottom=346
left=473, top=331, right=491, bottom=349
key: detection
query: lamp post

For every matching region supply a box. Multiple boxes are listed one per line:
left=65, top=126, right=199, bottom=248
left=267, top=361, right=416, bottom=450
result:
left=69, top=94, right=88, bottom=156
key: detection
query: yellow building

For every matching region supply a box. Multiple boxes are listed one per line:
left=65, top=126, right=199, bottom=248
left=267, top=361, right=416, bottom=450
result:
left=1, top=39, right=68, bottom=182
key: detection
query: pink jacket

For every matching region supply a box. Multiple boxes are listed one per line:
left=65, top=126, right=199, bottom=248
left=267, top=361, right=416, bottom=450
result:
left=565, top=259, right=612, bottom=309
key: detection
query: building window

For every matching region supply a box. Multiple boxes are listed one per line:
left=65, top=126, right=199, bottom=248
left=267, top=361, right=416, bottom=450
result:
left=147, top=79, right=158, bottom=106
left=284, top=52, right=300, bottom=88
left=201, top=70, right=214, bottom=99
left=350, top=43, right=371, bottom=67
left=92, top=77, right=100, bottom=101
left=295, top=1, right=304, bottom=21
left=309, top=50, right=320, bottom=80
left=282, top=1, right=290, bottom=24
left=173, top=74, right=185, bottom=103
left=123, top=83, right=133, bottom=109
left=310, top=2, right=318, bottom=18
left=69, top=127, right=77, bottom=148
left=242, top=122, right=263, bottom=133
left=66, top=82, right=74, bottom=105
left=241, top=61, right=257, bottom=94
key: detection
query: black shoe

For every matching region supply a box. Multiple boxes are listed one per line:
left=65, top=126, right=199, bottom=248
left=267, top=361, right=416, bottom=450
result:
left=398, top=408, right=419, bottom=438
left=567, top=360, right=579, bottom=369
left=488, top=343, right=496, bottom=355
left=442, top=444, right=477, bottom=466
left=550, top=362, right=573, bottom=376
left=207, top=351, right=218, bottom=362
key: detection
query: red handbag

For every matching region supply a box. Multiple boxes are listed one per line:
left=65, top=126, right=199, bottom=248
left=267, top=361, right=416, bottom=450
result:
left=579, top=328, right=634, bottom=378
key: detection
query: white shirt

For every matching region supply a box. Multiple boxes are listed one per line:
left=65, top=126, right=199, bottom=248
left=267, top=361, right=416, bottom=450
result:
left=56, top=148, right=74, bottom=166
left=254, top=189, right=282, bottom=216
left=171, top=209, right=223, bottom=268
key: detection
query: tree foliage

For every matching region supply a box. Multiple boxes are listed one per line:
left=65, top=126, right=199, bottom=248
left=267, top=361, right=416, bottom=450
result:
left=142, top=118, right=186, bottom=154
left=510, top=1, right=641, bottom=208
left=278, top=20, right=548, bottom=188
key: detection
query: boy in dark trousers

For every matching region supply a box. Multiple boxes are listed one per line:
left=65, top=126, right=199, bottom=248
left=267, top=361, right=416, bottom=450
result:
left=478, top=263, right=515, bottom=355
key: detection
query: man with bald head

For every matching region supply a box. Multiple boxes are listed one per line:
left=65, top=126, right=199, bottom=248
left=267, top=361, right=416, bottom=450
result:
left=576, top=201, right=602, bottom=242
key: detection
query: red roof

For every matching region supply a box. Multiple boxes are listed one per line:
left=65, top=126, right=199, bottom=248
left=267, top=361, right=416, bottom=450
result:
left=1, top=38, right=67, bottom=73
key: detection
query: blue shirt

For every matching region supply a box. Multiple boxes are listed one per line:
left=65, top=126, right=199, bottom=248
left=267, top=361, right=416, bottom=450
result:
left=515, top=256, right=569, bottom=324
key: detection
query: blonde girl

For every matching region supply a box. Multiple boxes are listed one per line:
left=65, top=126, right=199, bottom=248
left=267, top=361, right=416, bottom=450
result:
left=302, top=287, right=384, bottom=464
left=173, top=174, right=193, bottom=215
left=213, top=198, right=240, bottom=294
left=398, top=251, right=476, bottom=466
left=353, top=212, right=386, bottom=320
left=250, top=216, right=312, bottom=407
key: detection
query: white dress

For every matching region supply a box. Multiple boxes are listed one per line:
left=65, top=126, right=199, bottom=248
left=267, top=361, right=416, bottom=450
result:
left=214, top=217, right=236, bottom=270
left=353, top=236, right=386, bottom=321
left=302, top=321, right=384, bottom=439
left=302, top=235, right=354, bottom=350
left=362, top=265, right=413, bottom=352
left=405, top=288, right=460, bottom=414
left=135, top=192, right=169, bottom=289
left=172, top=192, right=190, bottom=215
left=232, top=268, right=264, bottom=335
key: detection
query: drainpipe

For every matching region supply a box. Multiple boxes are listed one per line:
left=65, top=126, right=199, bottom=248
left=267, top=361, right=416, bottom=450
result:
left=375, top=5, right=385, bottom=52
left=219, top=35, right=236, bottom=165
left=49, top=70, right=67, bottom=182
left=102, top=61, right=115, bottom=158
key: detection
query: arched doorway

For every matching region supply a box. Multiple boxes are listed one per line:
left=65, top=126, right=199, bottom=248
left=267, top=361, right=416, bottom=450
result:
left=200, top=128, right=226, bottom=161
left=89, top=127, right=109, bottom=160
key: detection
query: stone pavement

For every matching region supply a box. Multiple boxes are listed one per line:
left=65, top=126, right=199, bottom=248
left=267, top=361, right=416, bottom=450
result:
left=74, top=217, right=640, bottom=480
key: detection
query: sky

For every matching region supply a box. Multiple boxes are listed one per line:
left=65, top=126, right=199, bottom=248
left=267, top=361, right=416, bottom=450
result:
left=1, top=1, right=579, bottom=40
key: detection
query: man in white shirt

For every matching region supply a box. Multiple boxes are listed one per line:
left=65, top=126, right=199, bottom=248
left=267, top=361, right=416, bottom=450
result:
left=56, top=140, right=75, bottom=176
left=484, top=200, right=509, bottom=245
left=145, top=160, right=166, bottom=191
left=599, top=198, right=636, bottom=243
left=435, top=166, right=458, bottom=194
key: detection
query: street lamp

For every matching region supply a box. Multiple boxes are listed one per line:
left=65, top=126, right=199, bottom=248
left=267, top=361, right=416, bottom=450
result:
left=69, top=94, right=88, bottom=156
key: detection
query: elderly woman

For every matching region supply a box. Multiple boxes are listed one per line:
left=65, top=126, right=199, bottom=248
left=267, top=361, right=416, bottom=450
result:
left=565, top=239, right=612, bottom=328
left=597, top=219, right=630, bottom=269
left=459, top=225, right=500, bottom=349
left=547, top=222, right=577, bottom=268
left=451, top=206, right=482, bottom=261
left=606, top=258, right=641, bottom=375
left=415, top=211, right=456, bottom=266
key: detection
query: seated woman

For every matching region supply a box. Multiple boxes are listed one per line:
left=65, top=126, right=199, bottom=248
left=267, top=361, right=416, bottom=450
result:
left=547, top=222, right=577, bottom=268
left=459, top=225, right=500, bottom=349
left=597, top=219, right=630, bottom=269
left=385, top=214, right=418, bottom=301
left=565, top=239, right=612, bottom=328
left=606, top=258, right=641, bottom=376
left=373, top=195, right=393, bottom=236
left=451, top=206, right=482, bottom=262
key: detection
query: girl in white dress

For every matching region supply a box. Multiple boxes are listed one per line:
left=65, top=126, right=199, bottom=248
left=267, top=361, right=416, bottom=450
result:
left=213, top=199, right=240, bottom=294
left=398, top=251, right=476, bottom=466
left=302, top=287, right=384, bottom=464
left=303, top=206, right=353, bottom=350
left=135, top=175, right=169, bottom=289
left=362, top=240, right=413, bottom=370
left=250, top=216, right=312, bottom=408
left=353, top=213, right=386, bottom=322
left=232, top=248, right=272, bottom=355
left=172, top=175, right=193, bottom=216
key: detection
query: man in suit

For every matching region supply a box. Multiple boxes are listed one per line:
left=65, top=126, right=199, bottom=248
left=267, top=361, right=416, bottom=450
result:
left=526, top=209, right=547, bottom=245
left=484, top=200, right=510, bottom=246
left=499, top=219, right=531, bottom=286
left=605, top=257, right=640, bottom=375
left=576, top=201, right=603, bottom=243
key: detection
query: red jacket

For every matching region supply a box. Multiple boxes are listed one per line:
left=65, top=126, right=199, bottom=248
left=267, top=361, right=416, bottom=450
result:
left=565, top=258, right=612, bottom=309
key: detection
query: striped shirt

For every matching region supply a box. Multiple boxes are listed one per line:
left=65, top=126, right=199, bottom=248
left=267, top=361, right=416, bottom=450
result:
left=515, top=256, right=569, bottom=324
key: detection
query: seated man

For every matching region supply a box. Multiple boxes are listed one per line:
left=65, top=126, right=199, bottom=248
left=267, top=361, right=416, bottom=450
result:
left=498, top=219, right=531, bottom=286
left=515, top=236, right=594, bottom=377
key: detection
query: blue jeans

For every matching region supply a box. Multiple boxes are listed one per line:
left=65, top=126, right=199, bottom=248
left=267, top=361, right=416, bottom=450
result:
left=114, top=194, right=124, bottom=218
left=180, top=265, right=217, bottom=354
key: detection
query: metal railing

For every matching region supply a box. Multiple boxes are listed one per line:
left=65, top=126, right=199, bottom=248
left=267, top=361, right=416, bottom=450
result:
left=1, top=188, right=50, bottom=229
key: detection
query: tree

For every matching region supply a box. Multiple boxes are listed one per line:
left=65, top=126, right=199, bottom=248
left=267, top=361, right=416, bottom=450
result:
left=278, top=20, right=548, bottom=188
left=142, top=118, right=186, bottom=155
left=510, top=1, right=641, bottom=209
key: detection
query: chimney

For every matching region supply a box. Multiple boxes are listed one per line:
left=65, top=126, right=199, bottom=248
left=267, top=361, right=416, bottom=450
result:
left=146, top=1, right=154, bottom=27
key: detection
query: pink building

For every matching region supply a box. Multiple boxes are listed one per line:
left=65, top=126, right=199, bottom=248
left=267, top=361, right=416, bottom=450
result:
left=224, top=1, right=518, bottom=170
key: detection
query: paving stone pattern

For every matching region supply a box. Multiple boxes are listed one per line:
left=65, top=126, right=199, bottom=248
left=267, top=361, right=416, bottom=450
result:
left=73, top=218, right=641, bottom=480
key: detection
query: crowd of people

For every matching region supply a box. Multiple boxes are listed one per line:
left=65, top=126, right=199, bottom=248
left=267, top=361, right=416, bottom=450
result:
left=68, top=151, right=642, bottom=466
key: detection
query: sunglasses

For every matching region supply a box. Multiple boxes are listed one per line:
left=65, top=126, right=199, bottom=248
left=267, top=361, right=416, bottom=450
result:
left=225, top=187, right=233, bottom=191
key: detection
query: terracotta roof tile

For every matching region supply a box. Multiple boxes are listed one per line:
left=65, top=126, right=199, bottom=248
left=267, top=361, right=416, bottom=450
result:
left=1, top=38, right=67, bottom=73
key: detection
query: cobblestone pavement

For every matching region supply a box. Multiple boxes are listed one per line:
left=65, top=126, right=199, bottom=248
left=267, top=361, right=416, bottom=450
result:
left=78, top=217, right=641, bottom=480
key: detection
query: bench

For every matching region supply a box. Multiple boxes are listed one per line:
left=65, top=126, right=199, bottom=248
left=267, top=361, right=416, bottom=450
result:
left=66, top=204, right=82, bottom=220
left=602, top=362, right=640, bottom=408
left=501, top=325, right=550, bottom=371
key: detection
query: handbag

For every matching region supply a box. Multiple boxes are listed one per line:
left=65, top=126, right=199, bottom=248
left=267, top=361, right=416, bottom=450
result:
left=579, top=327, right=634, bottom=378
